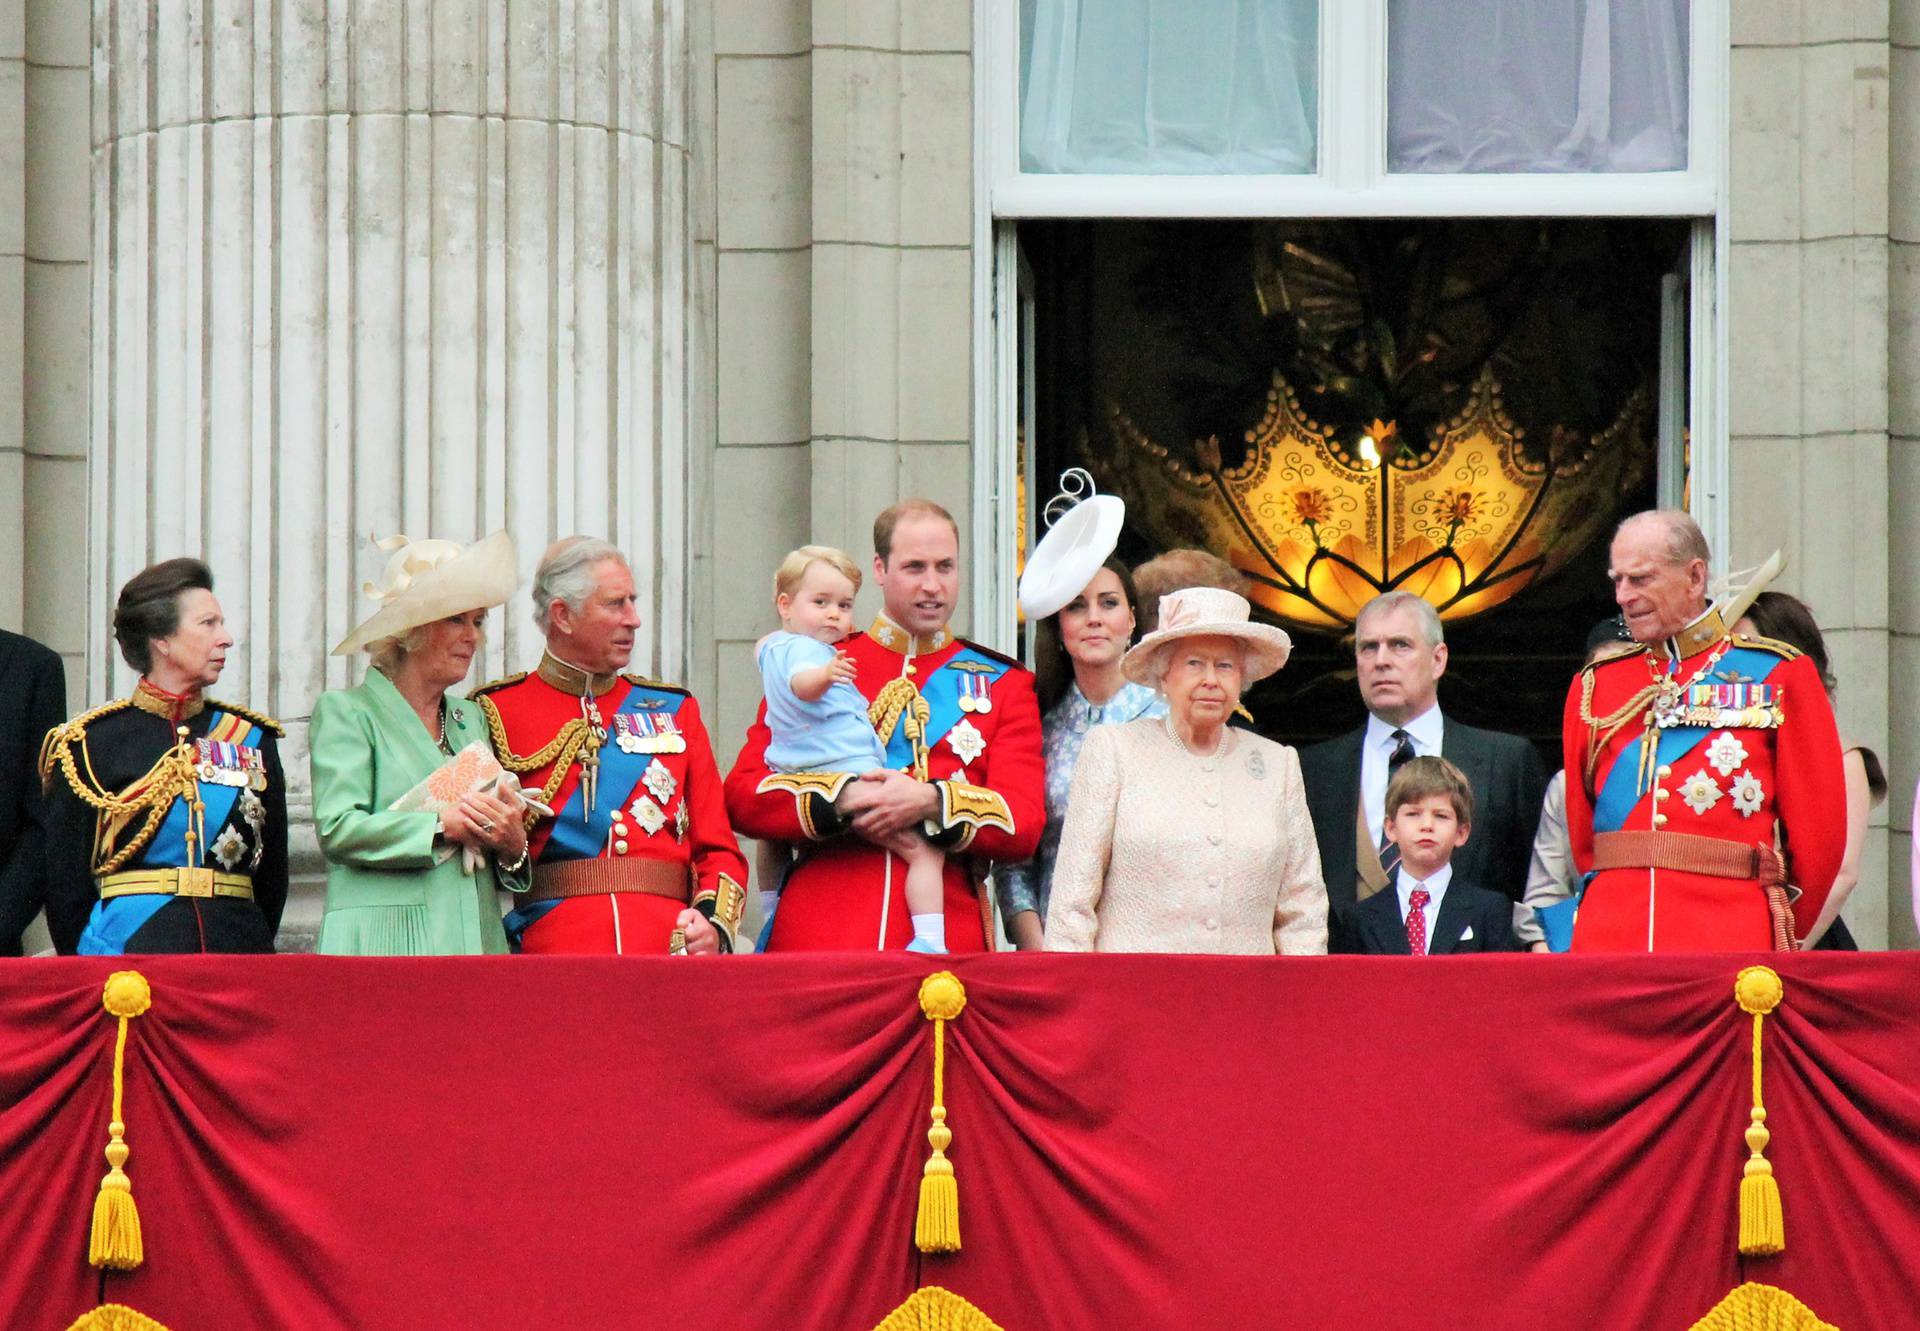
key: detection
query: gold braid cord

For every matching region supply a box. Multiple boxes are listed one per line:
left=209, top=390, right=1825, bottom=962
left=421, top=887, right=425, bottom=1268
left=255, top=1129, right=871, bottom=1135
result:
left=869, top=677, right=931, bottom=781
left=1578, top=666, right=1662, bottom=796
left=1686, top=1283, right=1836, bottom=1331
left=477, top=696, right=591, bottom=825
left=43, top=707, right=204, bottom=876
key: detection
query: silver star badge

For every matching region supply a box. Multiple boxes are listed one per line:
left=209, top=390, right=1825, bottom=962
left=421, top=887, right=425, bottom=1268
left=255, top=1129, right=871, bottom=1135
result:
left=643, top=759, right=677, bottom=806
left=211, top=825, right=247, bottom=872
left=629, top=795, right=667, bottom=836
left=946, top=718, right=987, bottom=767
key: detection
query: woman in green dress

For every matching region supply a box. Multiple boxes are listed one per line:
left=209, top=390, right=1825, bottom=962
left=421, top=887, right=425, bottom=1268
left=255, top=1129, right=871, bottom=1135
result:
left=311, top=531, right=533, bottom=955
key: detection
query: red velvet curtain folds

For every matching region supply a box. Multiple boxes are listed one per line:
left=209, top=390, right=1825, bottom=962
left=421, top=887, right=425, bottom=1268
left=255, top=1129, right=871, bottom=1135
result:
left=3, top=954, right=1917, bottom=1331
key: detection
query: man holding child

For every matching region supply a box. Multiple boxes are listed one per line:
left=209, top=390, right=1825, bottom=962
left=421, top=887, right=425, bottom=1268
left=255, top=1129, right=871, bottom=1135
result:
left=725, top=500, right=1045, bottom=952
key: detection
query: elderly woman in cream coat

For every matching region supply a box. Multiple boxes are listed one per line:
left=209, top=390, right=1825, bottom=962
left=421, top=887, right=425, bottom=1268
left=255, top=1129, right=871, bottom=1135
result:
left=310, top=532, right=533, bottom=955
left=1045, top=587, right=1327, bottom=954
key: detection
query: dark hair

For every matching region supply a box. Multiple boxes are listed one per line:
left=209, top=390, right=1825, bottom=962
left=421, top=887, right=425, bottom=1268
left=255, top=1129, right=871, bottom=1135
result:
left=1034, top=556, right=1142, bottom=712
left=873, top=499, right=959, bottom=563
left=113, top=558, right=214, bottom=673
left=1385, top=754, right=1475, bottom=826
left=1741, top=591, right=1836, bottom=696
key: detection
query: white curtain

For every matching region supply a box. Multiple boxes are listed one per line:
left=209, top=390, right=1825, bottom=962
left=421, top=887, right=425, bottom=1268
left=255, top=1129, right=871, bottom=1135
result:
left=1388, top=0, right=1689, bottom=173
left=1021, top=0, right=1318, bottom=174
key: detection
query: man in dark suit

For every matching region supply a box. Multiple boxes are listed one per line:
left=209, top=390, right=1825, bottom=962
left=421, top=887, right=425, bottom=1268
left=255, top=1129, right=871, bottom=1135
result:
left=1328, top=755, right=1517, bottom=955
left=0, top=628, right=67, bottom=954
left=1300, top=592, right=1547, bottom=920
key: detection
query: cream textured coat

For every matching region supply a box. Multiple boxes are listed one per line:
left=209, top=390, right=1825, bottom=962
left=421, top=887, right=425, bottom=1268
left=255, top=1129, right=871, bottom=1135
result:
left=1046, top=717, right=1328, bottom=954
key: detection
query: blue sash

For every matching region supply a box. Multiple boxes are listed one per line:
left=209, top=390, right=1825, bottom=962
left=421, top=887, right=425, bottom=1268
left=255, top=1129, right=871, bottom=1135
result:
left=543, top=688, right=687, bottom=863
left=880, top=649, right=1009, bottom=769
left=1590, top=647, right=1785, bottom=835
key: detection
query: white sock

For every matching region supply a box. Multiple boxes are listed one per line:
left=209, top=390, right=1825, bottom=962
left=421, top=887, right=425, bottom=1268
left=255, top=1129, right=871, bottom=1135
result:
left=911, top=913, right=946, bottom=949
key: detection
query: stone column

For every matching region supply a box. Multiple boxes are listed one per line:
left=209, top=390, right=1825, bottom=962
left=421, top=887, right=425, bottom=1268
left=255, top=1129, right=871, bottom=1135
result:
left=1729, top=5, right=1894, bottom=944
left=91, top=1, right=694, bottom=829
left=702, top=0, right=975, bottom=768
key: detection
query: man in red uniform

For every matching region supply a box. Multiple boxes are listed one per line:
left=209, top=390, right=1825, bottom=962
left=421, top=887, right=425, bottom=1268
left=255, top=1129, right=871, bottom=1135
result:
left=725, top=500, right=1044, bottom=951
left=472, top=537, right=746, bottom=954
left=1562, top=511, right=1846, bottom=951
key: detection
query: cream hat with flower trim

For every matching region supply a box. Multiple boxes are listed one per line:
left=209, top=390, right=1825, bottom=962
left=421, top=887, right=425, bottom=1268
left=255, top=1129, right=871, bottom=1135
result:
left=1120, top=586, right=1292, bottom=687
left=330, top=530, right=520, bottom=656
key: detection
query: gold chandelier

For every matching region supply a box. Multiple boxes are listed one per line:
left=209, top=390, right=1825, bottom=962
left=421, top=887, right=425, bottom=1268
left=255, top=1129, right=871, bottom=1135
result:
left=1099, top=367, right=1650, bottom=633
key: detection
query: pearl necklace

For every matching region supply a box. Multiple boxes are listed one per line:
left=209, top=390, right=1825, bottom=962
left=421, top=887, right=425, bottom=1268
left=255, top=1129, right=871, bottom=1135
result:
left=1163, top=715, right=1229, bottom=760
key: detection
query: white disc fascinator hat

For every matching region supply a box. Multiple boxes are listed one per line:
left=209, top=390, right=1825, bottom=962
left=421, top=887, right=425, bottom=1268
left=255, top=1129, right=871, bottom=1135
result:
left=1121, top=587, right=1293, bottom=687
left=1017, top=469, right=1127, bottom=620
left=331, top=529, right=521, bottom=656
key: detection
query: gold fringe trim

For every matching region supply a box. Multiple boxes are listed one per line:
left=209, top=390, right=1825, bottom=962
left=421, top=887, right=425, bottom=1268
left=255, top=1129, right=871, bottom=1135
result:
left=1687, top=1282, right=1837, bottom=1331
left=1734, top=966, right=1786, bottom=1256
left=915, top=972, right=967, bottom=1254
left=871, top=1287, right=1006, bottom=1331
left=90, top=972, right=153, bottom=1271
left=64, top=1305, right=175, bottom=1331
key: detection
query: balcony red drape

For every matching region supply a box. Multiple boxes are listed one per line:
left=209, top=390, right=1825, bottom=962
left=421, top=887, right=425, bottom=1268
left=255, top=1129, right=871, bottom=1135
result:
left=3, top=954, right=1917, bottom=1331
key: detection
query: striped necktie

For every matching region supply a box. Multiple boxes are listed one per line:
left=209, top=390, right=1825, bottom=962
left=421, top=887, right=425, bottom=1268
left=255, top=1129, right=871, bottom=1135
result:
left=1378, top=729, right=1416, bottom=877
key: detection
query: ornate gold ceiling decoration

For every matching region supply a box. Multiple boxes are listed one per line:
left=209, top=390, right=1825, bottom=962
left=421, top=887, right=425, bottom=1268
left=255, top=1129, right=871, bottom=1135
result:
left=1098, top=367, right=1651, bottom=633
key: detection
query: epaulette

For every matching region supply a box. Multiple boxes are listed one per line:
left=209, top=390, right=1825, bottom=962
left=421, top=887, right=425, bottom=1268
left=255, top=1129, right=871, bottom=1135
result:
left=1580, top=643, right=1653, bottom=677
left=1730, top=633, right=1803, bottom=661
left=622, top=673, right=690, bottom=696
left=206, top=698, right=285, bottom=737
left=957, top=639, right=1027, bottom=673
left=468, top=671, right=529, bottom=699
left=38, top=698, right=132, bottom=782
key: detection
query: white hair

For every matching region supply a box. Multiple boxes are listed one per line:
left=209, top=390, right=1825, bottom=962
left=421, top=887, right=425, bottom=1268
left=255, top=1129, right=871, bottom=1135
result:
left=1143, top=636, right=1247, bottom=692
left=1354, top=591, right=1444, bottom=649
left=531, top=537, right=629, bottom=633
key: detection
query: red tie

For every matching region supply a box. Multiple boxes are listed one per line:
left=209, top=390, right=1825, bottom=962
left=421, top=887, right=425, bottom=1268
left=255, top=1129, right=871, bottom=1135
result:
left=1406, top=887, right=1430, bottom=956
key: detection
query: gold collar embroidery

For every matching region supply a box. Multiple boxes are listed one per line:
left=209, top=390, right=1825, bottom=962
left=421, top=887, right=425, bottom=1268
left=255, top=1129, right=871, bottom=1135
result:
left=867, top=614, right=951, bottom=658
left=537, top=650, right=620, bottom=698
left=1665, top=606, right=1728, bottom=662
left=132, top=677, right=206, bottom=723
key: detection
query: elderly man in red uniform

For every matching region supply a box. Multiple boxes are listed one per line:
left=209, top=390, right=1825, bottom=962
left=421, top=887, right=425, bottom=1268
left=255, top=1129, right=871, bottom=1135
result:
left=472, top=537, right=746, bottom=954
left=1563, top=510, right=1846, bottom=951
left=726, top=500, right=1044, bottom=951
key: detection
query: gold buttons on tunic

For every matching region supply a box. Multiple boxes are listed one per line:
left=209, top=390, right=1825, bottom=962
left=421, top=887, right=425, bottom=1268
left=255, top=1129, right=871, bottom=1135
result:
left=1652, top=814, right=1668, bottom=828
left=1656, top=765, right=1673, bottom=779
left=1654, top=788, right=1669, bottom=801
left=615, top=839, right=630, bottom=854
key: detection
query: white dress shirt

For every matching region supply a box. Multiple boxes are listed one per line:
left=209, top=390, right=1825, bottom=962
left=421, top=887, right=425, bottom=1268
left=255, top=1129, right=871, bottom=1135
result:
left=1360, top=704, right=1444, bottom=843
left=1394, top=862, right=1454, bottom=955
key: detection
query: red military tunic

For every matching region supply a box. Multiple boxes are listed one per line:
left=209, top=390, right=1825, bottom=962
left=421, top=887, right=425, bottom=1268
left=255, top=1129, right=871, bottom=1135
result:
left=724, top=615, right=1044, bottom=952
left=1562, top=613, right=1846, bottom=952
left=473, top=653, right=747, bottom=954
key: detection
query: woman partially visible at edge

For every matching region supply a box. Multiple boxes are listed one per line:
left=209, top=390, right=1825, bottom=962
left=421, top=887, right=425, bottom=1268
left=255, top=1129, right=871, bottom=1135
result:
left=1734, top=591, right=1884, bottom=950
left=311, top=532, right=532, bottom=956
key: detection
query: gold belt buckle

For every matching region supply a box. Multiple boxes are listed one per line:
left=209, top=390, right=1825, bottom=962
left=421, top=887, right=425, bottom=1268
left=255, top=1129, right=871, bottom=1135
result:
left=176, top=867, right=216, bottom=898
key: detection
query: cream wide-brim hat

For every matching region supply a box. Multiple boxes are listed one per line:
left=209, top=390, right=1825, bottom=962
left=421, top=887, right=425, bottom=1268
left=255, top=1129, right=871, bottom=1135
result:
left=1120, top=586, right=1293, bottom=687
left=1018, top=493, right=1126, bottom=620
left=330, top=529, right=520, bottom=656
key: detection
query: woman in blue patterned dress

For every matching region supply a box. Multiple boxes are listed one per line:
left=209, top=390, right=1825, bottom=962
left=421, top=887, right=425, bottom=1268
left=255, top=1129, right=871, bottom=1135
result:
left=997, top=555, right=1166, bottom=948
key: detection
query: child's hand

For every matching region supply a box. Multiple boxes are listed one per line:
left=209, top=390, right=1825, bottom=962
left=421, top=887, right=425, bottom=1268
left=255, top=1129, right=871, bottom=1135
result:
left=827, top=651, right=858, bottom=685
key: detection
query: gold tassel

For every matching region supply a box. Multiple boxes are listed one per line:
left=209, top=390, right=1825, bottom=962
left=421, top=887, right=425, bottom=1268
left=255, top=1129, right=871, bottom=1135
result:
left=915, top=971, right=967, bottom=1254
left=1733, top=966, right=1785, bottom=1257
left=90, top=971, right=153, bottom=1271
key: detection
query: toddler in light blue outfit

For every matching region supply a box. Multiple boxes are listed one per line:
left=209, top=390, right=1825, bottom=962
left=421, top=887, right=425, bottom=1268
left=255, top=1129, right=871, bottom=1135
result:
left=758, top=545, right=947, bottom=953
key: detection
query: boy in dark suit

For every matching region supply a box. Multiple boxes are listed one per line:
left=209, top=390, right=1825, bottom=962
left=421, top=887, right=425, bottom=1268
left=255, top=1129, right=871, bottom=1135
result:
left=1330, top=756, right=1516, bottom=955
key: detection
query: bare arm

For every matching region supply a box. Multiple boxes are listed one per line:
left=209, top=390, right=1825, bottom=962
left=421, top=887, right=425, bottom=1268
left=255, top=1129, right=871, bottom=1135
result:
left=789, top=650, right=857, bottom=703
left=1800, top=749, right=1870, bottom=947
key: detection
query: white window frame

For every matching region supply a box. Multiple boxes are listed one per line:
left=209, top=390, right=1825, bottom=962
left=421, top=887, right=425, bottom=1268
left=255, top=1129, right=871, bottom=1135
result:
left=970, top=0, right=1730, bottom=648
